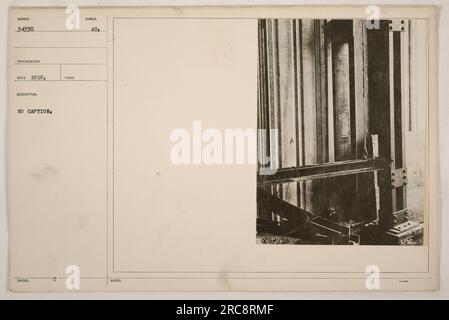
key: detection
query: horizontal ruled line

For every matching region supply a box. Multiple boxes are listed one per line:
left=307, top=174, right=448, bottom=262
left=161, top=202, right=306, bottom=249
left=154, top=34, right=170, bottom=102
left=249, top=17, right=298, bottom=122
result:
left=14, top=46, right=107, bottom=49
left=14, top=63, right=106, bottom=65
left=14, top=30, right=107, bottom=33
left=14, top=79, right=107, bottom=82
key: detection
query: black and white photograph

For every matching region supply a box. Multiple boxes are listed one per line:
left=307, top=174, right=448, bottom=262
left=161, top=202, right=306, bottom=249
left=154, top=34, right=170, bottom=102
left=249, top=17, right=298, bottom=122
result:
left=257, top=19, right=427, bottom=246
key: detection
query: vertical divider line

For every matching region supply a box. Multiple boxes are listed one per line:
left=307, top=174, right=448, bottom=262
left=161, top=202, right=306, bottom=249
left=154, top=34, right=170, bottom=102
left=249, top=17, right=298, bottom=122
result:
left=106, top=14, right=109, bottom=286
left=112, top=17, right=115, bottom=274
left=389, top=30, right=397, bottom=212
left=299, top=20, right=307, bottom=209
left=327, top=40, right=335, bottom=163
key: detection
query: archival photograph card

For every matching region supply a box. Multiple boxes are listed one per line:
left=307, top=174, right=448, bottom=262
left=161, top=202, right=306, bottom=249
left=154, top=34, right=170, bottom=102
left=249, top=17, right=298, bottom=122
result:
left=7, top=5, right=439, bottom=291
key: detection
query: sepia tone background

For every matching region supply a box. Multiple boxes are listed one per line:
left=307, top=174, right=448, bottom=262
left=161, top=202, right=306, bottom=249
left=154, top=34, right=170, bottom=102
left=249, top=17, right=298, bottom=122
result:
left=0, top=3, right=440, bottom=298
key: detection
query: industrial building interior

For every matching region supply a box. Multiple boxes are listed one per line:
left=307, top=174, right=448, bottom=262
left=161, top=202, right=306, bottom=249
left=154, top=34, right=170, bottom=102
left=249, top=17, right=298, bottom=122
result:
left=256, top=19, right=427, bottom=245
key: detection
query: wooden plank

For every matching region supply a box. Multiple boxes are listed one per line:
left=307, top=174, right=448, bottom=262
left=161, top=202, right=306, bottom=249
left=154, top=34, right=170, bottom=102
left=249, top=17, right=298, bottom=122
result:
left=330, top=31, right=355, bottom=222
left=257, top=188, right=306, bottom=230
left=353, top=20, right=370, bottom=159
left=389, top=30, right=397, bottom=212
left=258, top=158, right=389, bottom=184
left=300, top=19, right=318, bottom=213
left=333, top=41, right=352, bottom=161
left=314, top=20, right=329, bottom=216
left=399, top=22, right=410, bottom=210
left=294, top=19, right=304, bottom=168
left=392, top=30, right=406, bottom=211
left=257, top=20, right=269, bottom=171
left=293, top=19, right=305, bottom=209
left=257, top=20, right=272, bottom=221
left=258, top=188, right=352, bottom=235
left=266, top=19, right=282, bottom=223
left=266, top=19, right=281, bottom=171
left=301, top=20, right=318, bottom=166
left=367, top=21, right=394, bottom=229
left=277, top=19, right=298, bottom=206
left=315, top=20, right=328, bottom=164
left=353, top=20, right=375, bottom=221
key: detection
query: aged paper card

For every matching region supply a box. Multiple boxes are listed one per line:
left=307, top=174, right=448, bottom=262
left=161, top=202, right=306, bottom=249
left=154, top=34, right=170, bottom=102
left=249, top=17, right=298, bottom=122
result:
left=7, top=5, right=439, bottom=291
